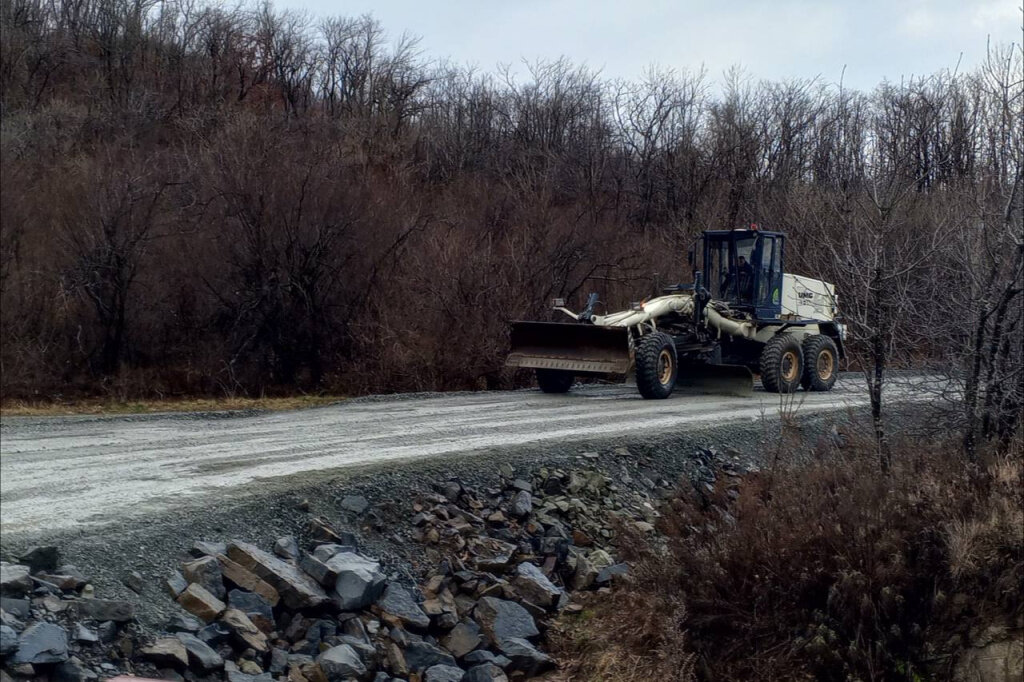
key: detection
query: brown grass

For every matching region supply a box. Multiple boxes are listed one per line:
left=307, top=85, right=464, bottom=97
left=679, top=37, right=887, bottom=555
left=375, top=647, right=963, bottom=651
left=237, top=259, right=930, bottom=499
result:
left=548, top=435, right=1024, bottom=681
left=0, top=394, right=345, bottom=417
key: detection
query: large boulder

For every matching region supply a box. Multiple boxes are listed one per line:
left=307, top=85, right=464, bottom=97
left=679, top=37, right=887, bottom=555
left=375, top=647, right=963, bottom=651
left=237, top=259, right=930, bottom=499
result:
left=326, top=553, right=386, bottom=611
left=442, top=619, right=483, bottom=658
left=13, top=623, right=69, bottom=664
left=227, top=541, right=327, bottom=610
left=513, top=562, right=562, bottom=608
left=317, top=644, right=367, bottom=681
left=474, top=597, right=539, bottom=644
left=376, top=584, right=429, bottom=629
left=496, top=637, right=554, bottom=675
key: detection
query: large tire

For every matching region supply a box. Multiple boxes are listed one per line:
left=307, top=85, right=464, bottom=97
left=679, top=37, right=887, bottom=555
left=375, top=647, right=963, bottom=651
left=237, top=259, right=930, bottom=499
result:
left=800, top=334, right=839, bottom=391
left=536, top=368, right=574, bottom=393
left=635, top=332, right=678, bottom=399
left=760, top=334, right=803, bottom=394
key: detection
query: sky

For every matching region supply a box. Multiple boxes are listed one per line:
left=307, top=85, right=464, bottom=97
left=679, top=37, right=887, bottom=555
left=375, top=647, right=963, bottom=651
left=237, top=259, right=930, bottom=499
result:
left=278, top=0, right=1023, bottom=91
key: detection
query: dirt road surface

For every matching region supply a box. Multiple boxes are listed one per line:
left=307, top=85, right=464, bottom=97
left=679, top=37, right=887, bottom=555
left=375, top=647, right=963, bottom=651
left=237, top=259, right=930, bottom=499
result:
left=0, top=376, right=922, bottom=534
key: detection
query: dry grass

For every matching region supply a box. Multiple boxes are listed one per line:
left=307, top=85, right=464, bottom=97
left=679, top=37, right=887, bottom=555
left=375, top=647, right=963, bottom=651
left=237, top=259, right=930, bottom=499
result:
left=548, top=436, right=1023, bottom=681
left=0, top=394, right=345, bottom=417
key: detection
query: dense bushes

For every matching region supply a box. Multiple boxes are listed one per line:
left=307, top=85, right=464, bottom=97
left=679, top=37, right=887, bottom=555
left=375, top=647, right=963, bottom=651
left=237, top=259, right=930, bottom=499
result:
left=549, top=432, right=1023, bottom=680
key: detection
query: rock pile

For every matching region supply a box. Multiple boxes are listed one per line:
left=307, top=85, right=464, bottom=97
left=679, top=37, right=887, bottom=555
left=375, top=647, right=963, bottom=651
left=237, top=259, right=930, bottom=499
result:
left=4, top=452, right=732, bottom=682
left=1, top=546, right=140, bottom=681
left=151, top=463, right=655, bottom=681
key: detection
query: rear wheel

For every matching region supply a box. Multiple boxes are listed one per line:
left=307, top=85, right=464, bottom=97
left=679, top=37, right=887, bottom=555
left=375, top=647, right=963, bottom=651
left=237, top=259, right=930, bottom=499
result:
left=760, top=334, right=803, bottom=394
left=800, top=335, right=839, bottom=391
left=536, top=368, right=574, bottom=393
left=635, top=332, right=678, bottom=399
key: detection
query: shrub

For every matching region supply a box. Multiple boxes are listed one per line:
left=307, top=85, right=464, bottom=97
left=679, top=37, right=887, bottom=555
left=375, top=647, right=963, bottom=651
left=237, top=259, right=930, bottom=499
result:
left=549, top=436, right=1023, bottom=681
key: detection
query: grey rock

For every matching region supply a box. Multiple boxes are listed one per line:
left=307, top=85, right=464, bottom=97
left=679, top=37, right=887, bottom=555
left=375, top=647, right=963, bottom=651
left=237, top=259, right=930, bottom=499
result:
left=403, top=639, right=457, bottom=672
left=0, top=565, right=32, bottom=596
left=425, top=664, right=465, bottom=682
left=297, top=552, right=333, bottom=587
left=225, top=672, right=272, bottom=682
left=72, top=624, right=98, bottom=643
left=340, top=495, right=370, bottom=514
left=165, top=570, right=189, bottom=598
left=463, top=650, right=512, bottom=668
left=0, top=597, right=29, bottom=619
left=73, top=598, right=134, bottom=622
left=474, top=597, right=539, bottom=644
left=510, top=479, right=532, bottom=493
left=338, top=634, right=376, bottom=662
left=96, top=621, right=118, bottom=643
left=441, top=619, right=482, bottom=658
left=122, top=570, right=144, bottom=594
left=16, top=547, right=59, bottom=573
left=268, top=647, right=289, bottom=674
left=373, top=674, right=394, bottom=682
left=182, top=556, right=226, bottom=599
left=1, top=624, right=18, bottom=656
left=175, top=632, right=224, bottom=672
left=13, top=623, right=68, bottom=664
left=496, top=637, right=554, bottom=674
left=227, top=541, right=328, bottom=610
left=196, top=622, right=232, bottom=647
left=326, top=552, right=386, bottom=611
left=595, top=563, right=629, bottom=585
left=51, top=657, right=98, bottom=682
left=464, top=663, right=510, bottom=682
left=511, top=491, right=532, bottom=517
left=513, top=562, right=562, bottom=608
left=273, top=536, right=299, bottom=561
left=317, top=644, right=367, bottom=680
left=313, top=544, right=359, bottom=563
left=166, top=613, right=204, bottom=633
left=377, top=583, right=429, bottom=629
left=228, top=589, right=274, bottom=631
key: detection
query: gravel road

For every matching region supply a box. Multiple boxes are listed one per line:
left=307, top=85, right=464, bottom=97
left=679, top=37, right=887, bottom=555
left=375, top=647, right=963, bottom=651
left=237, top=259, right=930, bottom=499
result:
left=0, top=375, right=919, bottom=535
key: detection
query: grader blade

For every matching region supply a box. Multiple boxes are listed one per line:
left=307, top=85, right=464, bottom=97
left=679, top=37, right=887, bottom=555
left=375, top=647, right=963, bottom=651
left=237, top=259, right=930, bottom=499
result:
left=676, top=362, right=755, bottom=397
left=506, top=321, right=631, bottom=374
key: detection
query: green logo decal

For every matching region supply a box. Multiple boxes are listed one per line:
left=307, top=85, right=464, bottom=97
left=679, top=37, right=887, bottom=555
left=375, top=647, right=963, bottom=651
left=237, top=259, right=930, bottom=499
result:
left=772, top=288, right=780, bottom=304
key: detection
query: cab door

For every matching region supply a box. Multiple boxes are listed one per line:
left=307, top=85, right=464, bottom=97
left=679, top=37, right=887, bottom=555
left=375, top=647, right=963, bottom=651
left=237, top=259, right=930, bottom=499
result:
left=754, top=235, right=783, bottom=319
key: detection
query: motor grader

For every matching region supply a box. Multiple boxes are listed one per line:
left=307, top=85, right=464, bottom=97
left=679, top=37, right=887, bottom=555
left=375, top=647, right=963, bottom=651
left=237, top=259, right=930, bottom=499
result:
left=506, top=227, right=846, bottom=398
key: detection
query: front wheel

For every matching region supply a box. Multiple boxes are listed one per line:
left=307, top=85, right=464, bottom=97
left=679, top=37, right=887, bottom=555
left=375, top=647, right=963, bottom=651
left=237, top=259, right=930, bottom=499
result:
left=635, top=332, right=678, bottom=399
left=760, top=334, right=803, bottom=394
left=800, top=335, right=839, bottom=391
left=536, top=368, right=574, bottom=393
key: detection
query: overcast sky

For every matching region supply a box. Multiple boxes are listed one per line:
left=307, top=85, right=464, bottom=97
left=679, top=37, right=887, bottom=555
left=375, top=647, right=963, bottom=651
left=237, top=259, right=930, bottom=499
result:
left=279, top=0, right=1022, bottom=91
